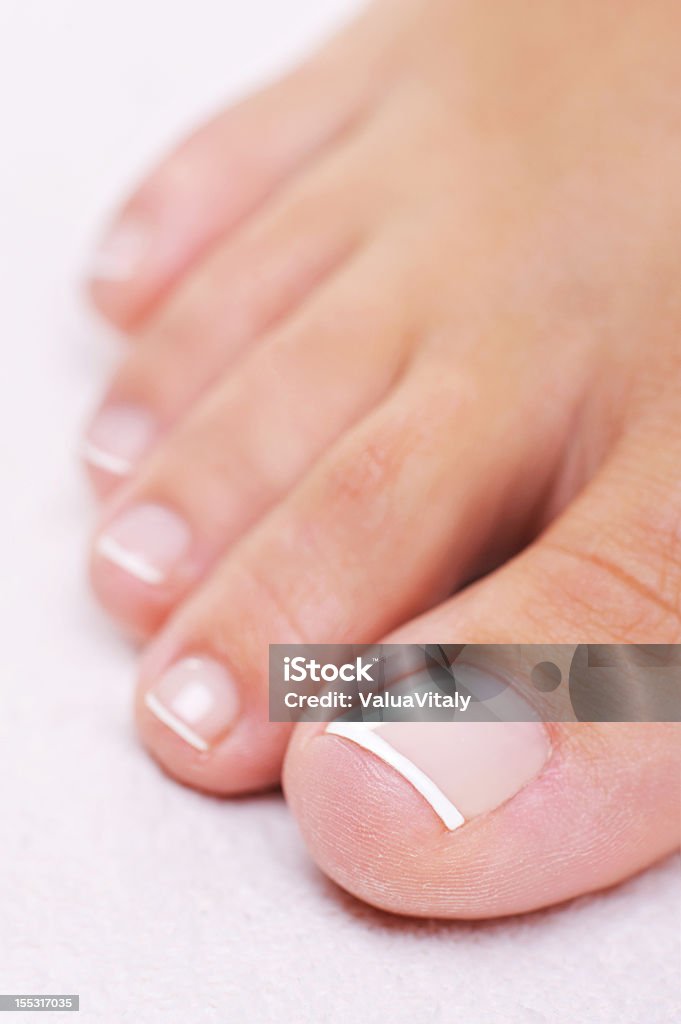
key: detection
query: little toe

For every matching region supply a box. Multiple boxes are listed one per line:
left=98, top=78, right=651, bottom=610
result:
left=86, top=5, right=395, bottom=329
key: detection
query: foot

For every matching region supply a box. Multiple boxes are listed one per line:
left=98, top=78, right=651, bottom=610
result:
left=84, top=0, right=680, bottom=915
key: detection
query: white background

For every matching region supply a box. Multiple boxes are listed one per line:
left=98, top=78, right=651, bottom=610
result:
left=0, top=2, right=679, bottom=1021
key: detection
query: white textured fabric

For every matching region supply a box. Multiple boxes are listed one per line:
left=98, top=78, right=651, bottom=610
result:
left=0, top=2, right=678, bottom=1021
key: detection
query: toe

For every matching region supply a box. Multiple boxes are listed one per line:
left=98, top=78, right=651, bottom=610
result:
left=284, top=717, right=679, bottom=918
left=86, top=9, right=392, bottom=330
left=131, top=348, right=568, bottom=792
left=283, top=411, right=681, bottom=917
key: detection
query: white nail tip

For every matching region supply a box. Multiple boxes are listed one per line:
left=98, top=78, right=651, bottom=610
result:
left=144, top=692, right=209, bottom=752
left=326, top=722, right=465, bottom=831
left=96, top=535, right=165, bottom=586
left=82, top=440, right=133, bottom=477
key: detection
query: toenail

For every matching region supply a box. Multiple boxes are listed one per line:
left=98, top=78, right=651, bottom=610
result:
left=83, top=405, right=156, bottom=478
left=96, top=503, right=192, bottom=585
left=90, top=216, right=151, bottom=282
left=144, top=656, right=240, bottom=751
left=326, top=721, right=550, bottom=831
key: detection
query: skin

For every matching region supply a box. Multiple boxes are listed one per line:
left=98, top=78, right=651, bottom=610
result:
left=86, top=0, right=680, bottom=917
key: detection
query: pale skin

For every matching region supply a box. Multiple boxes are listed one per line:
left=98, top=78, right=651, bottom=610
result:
left=85, top=0, right=680, bottom=917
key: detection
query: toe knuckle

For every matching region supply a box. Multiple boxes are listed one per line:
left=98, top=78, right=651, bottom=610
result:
left=323, top=429, right=400, bottom=516
left=536, top=538, right=681, bottom=641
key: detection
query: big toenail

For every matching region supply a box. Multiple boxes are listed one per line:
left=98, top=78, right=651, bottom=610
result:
left=96, top=503, right=192, bottom=585
left=144, top=657, right=240, bottom=751
left=83, top=405, right=155, bottom=478
left=326, top=721, right=550, bottom=831
left=90, top=217, right=151, bottom=282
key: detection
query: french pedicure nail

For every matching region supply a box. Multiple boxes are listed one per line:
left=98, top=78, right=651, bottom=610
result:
left=90, top=217, right=151, bottom=282
left=83, top=405, right=155, bottom=478
left=144, top=657, right=240, bottom=751
left=327, top=720, right=550, bottom=831
left=96, top=503, right=192, bottom=585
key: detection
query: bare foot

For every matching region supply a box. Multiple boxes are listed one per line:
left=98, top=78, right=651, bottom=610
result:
left=84, top=0, right=680, bottom=917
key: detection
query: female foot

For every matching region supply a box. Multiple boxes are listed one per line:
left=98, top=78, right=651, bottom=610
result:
left=84, top=0, right=680, bottom=916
